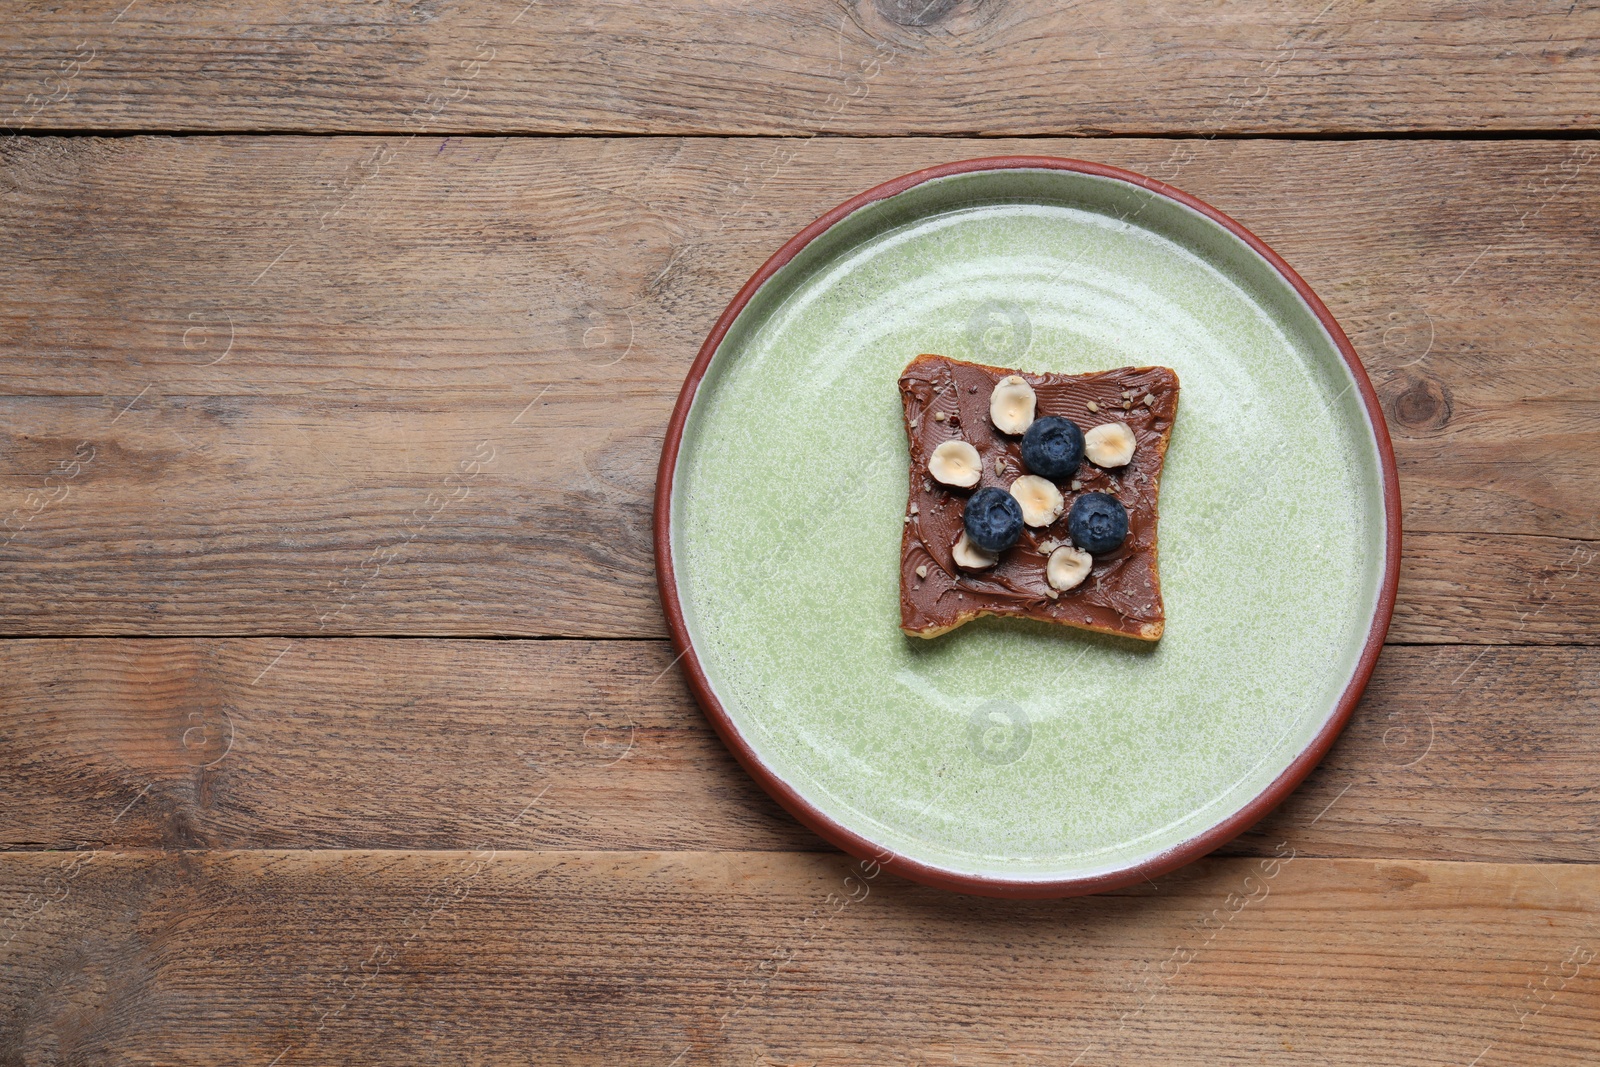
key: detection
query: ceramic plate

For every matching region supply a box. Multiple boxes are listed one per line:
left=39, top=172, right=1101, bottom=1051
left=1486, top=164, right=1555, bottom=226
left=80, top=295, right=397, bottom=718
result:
left=656, top=158, right=1399, bottom=897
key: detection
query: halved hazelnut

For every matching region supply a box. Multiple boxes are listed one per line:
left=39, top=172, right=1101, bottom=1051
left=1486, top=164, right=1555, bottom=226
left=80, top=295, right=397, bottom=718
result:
left=928, top=440, right=981, bottom=487
left=953, top=530, right=998, bottom=570
left=989, top=375, right=1036, bottom=434
left=1084, top=421, right=1136, bottom=467
left=1009, top=475, right=1064, bottom=527
left=1047, top=545, right=1093, bottom=591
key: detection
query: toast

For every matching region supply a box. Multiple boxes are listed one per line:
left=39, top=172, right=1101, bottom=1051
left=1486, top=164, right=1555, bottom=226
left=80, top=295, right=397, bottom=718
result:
left=898, top=353, right=1179, bottom=641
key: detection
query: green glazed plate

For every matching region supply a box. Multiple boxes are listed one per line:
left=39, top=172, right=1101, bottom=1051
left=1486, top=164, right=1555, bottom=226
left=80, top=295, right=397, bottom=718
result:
left=656, top=158, right=1400, bottom=897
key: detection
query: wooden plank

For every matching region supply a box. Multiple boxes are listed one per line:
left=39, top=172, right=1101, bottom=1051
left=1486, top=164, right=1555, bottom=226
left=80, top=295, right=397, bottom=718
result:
left=0, top=637, right=804, bottom=854
left=2, top=1, right=1598, bottom=135
left=1, top=849, right=1596, bottom=1065
left=1395, top=533, right=1599, bottom=645
left=2, top=640, right=1594, bottom=863
left=1227, top=643, right=1600, bottom=863
left=1, top=135, right=1596, bottom=635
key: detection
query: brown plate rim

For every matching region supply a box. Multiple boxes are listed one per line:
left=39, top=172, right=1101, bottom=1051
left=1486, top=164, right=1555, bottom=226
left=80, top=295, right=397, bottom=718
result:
left=652, top=155, right=1402, bottom=899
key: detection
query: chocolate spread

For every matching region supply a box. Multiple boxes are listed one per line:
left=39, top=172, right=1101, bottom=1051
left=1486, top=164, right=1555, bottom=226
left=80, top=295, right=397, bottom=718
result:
left=898, top=354, right=1180, bottom=640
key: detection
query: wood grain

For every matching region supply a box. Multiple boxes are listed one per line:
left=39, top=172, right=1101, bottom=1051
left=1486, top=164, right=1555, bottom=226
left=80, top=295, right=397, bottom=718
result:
left=1, top=639, right=1594, bottom=863
left=3, top=4, right=1596, bottom=1062
left=2, top=135, right=1596, bottom=636
left=2, top=848, right=1597, bottom=1066
left=2, top=1, right=1598, bottom=135
left=1395, top=533, right=1599, bottom=645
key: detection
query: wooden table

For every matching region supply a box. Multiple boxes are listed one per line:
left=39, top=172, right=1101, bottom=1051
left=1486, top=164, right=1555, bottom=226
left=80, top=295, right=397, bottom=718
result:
left=2, top=3, right=1597, bottom=1064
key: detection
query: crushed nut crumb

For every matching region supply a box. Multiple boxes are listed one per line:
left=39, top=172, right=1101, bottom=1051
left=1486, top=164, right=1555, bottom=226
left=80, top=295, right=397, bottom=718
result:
left=1086, top=400, right=1099, bottom=412
left=916, top=564, right=928, bottom=579
left=1070, top=479, right=1083, bottom=491
left=933, top=410, right=947, bottom=422
left=1143, top=393, right=1154, bottom=406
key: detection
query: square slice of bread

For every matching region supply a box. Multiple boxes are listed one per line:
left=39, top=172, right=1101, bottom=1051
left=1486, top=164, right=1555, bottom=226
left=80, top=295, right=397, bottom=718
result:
left=899, top=354, right=1179, bottom=641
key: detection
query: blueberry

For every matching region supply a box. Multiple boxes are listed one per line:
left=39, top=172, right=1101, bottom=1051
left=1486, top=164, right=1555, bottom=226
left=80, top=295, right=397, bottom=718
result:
left=1020, top=416, right=1084, bottom=480
left=1067, top=492, right=1129, bottom=554
left=963, top=486, right=1024, bottom=553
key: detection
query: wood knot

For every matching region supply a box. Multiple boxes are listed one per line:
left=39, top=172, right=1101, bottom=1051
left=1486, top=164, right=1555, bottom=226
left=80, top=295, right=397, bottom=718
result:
left=1385, top=373, right=1452, bottom=435
left=875, top=0, right=965, bottom=26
